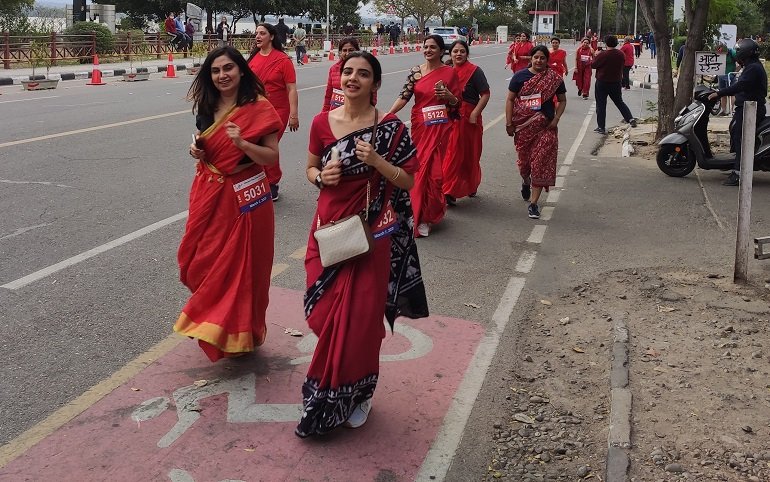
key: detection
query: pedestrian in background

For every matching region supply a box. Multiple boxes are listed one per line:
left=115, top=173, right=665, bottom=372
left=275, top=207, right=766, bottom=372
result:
left=649, top=32, right=656, bottom=58
left=548, top=37, right=568, bottom=78
left=621, top=36, right=634, bottom=89
left=323, top=37, right=372, bottom=112
left=177, top=46, right=283, bottom=362
left=574, top=37, right=594, bottom=99
left=509, top=33, right=534, bottom=72
left=216, top=15, right=230, bottom=47
left=293, top=22, right=307, bottom=65
left=247, top=23, right=300, bottom=201
left=443, top=40, right=490, bottom=204
left=297, top=51, right=428, bottom=437
left=592, top=35, right=636, bottom=134
left=716, top=42, right=736, bottom=116
left=185, top=19, right=195, bottom=49
left=505, top=45, right=566, bottom=220
left=389, top=35, right=461, bottom=238
left=275, top=18, right=290, bottom=47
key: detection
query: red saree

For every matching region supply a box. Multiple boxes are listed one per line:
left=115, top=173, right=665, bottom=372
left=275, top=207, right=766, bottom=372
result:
left=403, top=65, right=460, bottom=234
left=248, top=49, right=296, bottom=185
left=574, top=46, right=593, bottom=95
left=174, top=99, right=283, bottom=362
left=549, top=49, right=567, bottom=77
left=513, top=41, right=534, bottom=72
left=442, top=62, right=486, bottom=199
left=296, top=113, right=428, bottom=437
left=512, top=70, right=562, bottom=189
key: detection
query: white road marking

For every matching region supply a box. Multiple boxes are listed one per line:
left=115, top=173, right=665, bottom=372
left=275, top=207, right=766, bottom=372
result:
left=0, top=179, right=73, bottom=188
left=540, top=206, right=555, bottom=221
left=514, top=250, right=537, bottom=273
left=563, top=104, right=595, bottom=166
left=1, top=211, right=189, bottom=290
left=558, top=165, right=571, bottom=176
left=0, top=223, right=52, bottom=241
left=0, top=95, right=59, bottom=104
left=484, top=112, right=506, bottom=131
left=417, top=277, right=525, bottom=481
left=555, top=176, right=565, bottom=188
left=527, top=225, right=547, bottom=244
left=546, top=189, right=560, bottom=204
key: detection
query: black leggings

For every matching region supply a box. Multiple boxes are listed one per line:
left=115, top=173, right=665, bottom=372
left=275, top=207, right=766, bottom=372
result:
left=595, top=80, right=634, bottom=129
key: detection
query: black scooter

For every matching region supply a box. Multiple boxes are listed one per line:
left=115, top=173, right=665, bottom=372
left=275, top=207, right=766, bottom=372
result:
left=657, top=85, right=770, bottom=177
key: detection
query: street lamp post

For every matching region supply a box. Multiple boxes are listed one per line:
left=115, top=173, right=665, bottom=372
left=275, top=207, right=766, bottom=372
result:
left=633, top=0, right=638, bottom=38
left=326, top=0, right=330, bottom=41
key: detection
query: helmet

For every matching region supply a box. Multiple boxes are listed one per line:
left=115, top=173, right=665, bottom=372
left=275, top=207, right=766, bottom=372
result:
left=734, top=38, right=759, bottom=63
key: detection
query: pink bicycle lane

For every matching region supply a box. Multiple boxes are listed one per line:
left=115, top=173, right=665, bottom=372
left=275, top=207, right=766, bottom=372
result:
left=1, top=287, right=483, bottom=481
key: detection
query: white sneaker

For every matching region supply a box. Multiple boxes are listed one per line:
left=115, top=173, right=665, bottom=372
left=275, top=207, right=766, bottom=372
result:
left=344, top=399, right=372, bottom=429
left=417, top=223, right=430, bottom=237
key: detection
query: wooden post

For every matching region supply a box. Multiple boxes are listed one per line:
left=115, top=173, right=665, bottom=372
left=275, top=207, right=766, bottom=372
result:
left=50, top=32, right=57, bottom=66
left=3, top=32, right=10, bottom=70
left=734, top=101, right=758, bottom=283
left=90, top=33, right=96, bottom=59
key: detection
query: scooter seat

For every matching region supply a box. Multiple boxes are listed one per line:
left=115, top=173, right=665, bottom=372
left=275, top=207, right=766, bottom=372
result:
left=758, top=116, right=770, bottom=132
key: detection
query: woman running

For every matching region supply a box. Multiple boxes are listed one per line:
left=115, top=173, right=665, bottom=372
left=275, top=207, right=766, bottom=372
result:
left=177, top=46, right=282, bottom=362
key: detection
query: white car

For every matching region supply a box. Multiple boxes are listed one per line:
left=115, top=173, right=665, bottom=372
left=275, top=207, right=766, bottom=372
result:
left=428, top=26, right=467, bottom=47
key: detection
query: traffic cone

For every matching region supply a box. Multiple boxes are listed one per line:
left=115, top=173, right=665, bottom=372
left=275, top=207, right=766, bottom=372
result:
left=164, top=53, right=176, bottom=78
left=416, top=43, right=421, bottom=52
left=372, top=47, right=378, bottom=56
left=86, top=54, right=105, bottom=86
left=389, top=42, right=395, bottom=54
left=402, top=42, right=408, bottom=53
left=302, top=52, right=309, bottom=64
left=486, top=35, right=491, bottom=44
left=328, top=49, right=335, bottom=61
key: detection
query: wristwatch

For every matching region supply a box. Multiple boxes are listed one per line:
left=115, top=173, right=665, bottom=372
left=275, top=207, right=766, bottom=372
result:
left=314, top=173, right=323, bottom=189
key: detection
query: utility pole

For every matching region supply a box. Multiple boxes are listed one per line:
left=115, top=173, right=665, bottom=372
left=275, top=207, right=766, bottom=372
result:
left=633, top=0, right=638, bottom=38
left=597, top=0, right=603, bottom=40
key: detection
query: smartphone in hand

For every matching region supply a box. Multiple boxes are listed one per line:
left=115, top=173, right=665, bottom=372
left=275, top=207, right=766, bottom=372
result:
left=192, top=134, right=202, bottom=148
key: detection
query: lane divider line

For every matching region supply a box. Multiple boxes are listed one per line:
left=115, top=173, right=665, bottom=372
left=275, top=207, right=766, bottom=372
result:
left=1, top=211, right=189, bottom=290
left=557, top=165, right=570, bottom=177
left=555, top=176, right=565, bottom=188
left=527, top=225, right=547, bottom=244
left=546, top=190, right=560, bottom=204
left=289, top=246, right=307, bottom=260
left=514, top=250, right=537, bottom=273
left=563, top=104, right=595, bottom=166
left=540, top=206, right=555, bottom=221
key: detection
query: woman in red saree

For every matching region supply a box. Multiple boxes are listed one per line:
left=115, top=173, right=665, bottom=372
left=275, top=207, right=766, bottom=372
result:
left=548, top=37, right=569, bottom=77
left=297, top=52, right=428, bottom=437
left=510, top=32, right=534, bottom=72
left=176, top=46, right=283, bottom=362
left=389, top=34, right=461, bottom=238
left=505, top=45, right=567, bottom=220
left=247, top=23, right=299, bottom=201
left=321, top=37, right=360, bottom=112
left=574, top=37, right=595, bottom=99
left=442, top=40, right=490, bottom=204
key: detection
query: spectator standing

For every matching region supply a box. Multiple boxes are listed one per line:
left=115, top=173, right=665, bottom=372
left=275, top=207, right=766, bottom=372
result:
left=178, top=46, right=282, bottom=361
left=185, top=19, right=195, bottom=49
left=649, top=32, right=656, bottom=58
left=297, top=51, right=428, bottom=438
left=389, top=35, right=461, bottom=238
left=276, top=19, right=290, bottom=47
left=620, top=36, right=634, bottom=89
left=216, top=15, right=230, bottom=47
left=175, top=14, right=190, bottom=50
left=443, top=40, right=490, bottom=204
left=592, top=35, right=636, bottom=134
left=574, top=37, right=595, bottom=99
left=293, top=22, right=307, bottom=66
left=716, top=42, right=737, bottom=116
left=505, top=45, right=567, bottom=220
left=389, top=22, right=401, bottom=47
left=247, top=23, right=300, bottom=201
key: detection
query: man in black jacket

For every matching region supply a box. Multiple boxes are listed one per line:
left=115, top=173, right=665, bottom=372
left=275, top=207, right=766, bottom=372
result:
left=592, top=35, right=637, bottom=134
left=709, top=38, right=768, bottom=186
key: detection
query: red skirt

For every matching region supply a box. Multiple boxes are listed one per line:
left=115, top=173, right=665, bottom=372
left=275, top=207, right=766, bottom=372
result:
left=175, top=164, right=275, bottom=362
left=263, top=106, right=289, bottom=186
left=410, top=120, right=450, bottom=231
left=443, top=102, right=483, bottom=198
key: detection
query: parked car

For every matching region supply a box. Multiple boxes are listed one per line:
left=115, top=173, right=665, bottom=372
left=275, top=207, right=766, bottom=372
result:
left=428, top=26, right=467, bottom=46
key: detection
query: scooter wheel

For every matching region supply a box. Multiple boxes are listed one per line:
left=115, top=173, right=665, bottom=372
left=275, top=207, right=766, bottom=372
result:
left=657, top=144, right=695, bottom=177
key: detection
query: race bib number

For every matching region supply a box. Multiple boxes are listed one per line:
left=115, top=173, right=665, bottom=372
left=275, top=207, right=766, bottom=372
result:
left=330, top=88, right=345, bottom=109
left=233, top=171, right=270, bottom=213
left=372, top=203, right=399, bottom=239
left=422, top=104, right=449, bottom=125
left=518, top=93, right=542, bottom=111
left=581, top=54, right=590, bottom=62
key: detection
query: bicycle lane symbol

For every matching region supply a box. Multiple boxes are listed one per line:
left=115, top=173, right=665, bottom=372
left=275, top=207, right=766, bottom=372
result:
left=131, top=323, right=434, bottom=449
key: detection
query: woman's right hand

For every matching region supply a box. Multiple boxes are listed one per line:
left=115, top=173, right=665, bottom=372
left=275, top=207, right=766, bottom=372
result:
left=189, top=142, right=205, bottom=161
left=320, top=159, right=342, bottom=186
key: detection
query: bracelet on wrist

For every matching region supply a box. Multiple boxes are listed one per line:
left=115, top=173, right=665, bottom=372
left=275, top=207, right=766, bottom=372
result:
left=390, top=166, right=401, bottom=182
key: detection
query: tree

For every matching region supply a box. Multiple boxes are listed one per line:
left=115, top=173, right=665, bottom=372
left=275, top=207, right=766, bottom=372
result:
left=0, top=0, right=33, bottom=34
left=638, top=0, right=710, bottom=140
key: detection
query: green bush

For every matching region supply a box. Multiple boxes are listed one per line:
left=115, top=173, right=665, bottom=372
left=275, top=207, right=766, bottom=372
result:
left=117, top=29, right=146, bottom=48
left=672, top=36, right=687, bottom=54
left=759, top=42, right=770, bottom=60
left=65, top=22, right=114, bottom=54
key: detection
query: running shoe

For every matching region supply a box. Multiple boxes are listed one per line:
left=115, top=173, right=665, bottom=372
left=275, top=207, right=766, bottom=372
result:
left=270, top=184, right=279, bottom=201
left=445, top=194, right=457, bottom=207
left=521, top=182, right=531, bottom=201
left=528, top=203, right=540, bottom=219
left=629, top=118, right=638, bottom=128
left=344, top=399, right=372, bottom=429
left=723, top=171, right=739, bottom=186
left=417, top=223, right=430, bottom=237
left=593, top=127, right=606, bottom=134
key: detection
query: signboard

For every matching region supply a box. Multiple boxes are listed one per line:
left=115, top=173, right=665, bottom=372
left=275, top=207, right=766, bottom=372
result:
left=496, top=25, right=508, bottom=43
left=717, top=24, right=738, bottom=49
left=386, top=4, right=396, bottom=15
left=535, top=14, right=554, bottom=35
left=695, top=51, right=726, bottom=76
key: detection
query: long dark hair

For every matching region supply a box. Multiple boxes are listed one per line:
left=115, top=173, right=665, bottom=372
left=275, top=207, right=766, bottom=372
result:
left=247, top=22, right=284, bottom=62
left=341, top=51, right=381, bottom=105
left=449, top=40, right=470, bottom=57
left=338, top=37, right=360, bottom=52
left=530, top=44, right=550, bottom=60
left=424, top=34, right=446, bottom=53
left=188, top=46, right=266, bottom=119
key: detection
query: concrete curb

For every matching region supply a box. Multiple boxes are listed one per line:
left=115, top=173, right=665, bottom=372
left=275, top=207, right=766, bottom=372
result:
left=632, top=80, right=658, bottom=90
left=0, top=63, right=196, bottom=85
left=605, top=315, right=631, bottom=482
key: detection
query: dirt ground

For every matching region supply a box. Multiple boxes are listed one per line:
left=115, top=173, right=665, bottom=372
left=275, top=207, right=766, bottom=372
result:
left=483, top=267, right=770, bottom=481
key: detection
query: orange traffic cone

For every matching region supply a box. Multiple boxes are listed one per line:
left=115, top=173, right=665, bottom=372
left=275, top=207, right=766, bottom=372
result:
left=302, top=52, right=309, bottom=64
left=486, top=35, right=491, bottom=44
left=328, top=49, right=335, bottom=61
left=372, top=47, right=378, bottom=56
left=86, top=54, right=105, bottom=86
left=402, top=42, right=408, bottom=53
left=164, top=53, right=176, bottom=78
left=389, top=42, right=395, bottom=54
left=416, top=43, right=421, bottom=52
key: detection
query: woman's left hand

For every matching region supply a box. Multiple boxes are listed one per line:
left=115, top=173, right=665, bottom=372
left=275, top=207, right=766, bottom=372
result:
left=548, top=117, right=560, bottom=129
left=288, top=116, right=300, bottom=131
left=225, top=121, right=245, bottom=149
left=355, top=139, right=381, bottom=166
left=469, top=112, right=479, bottom=124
